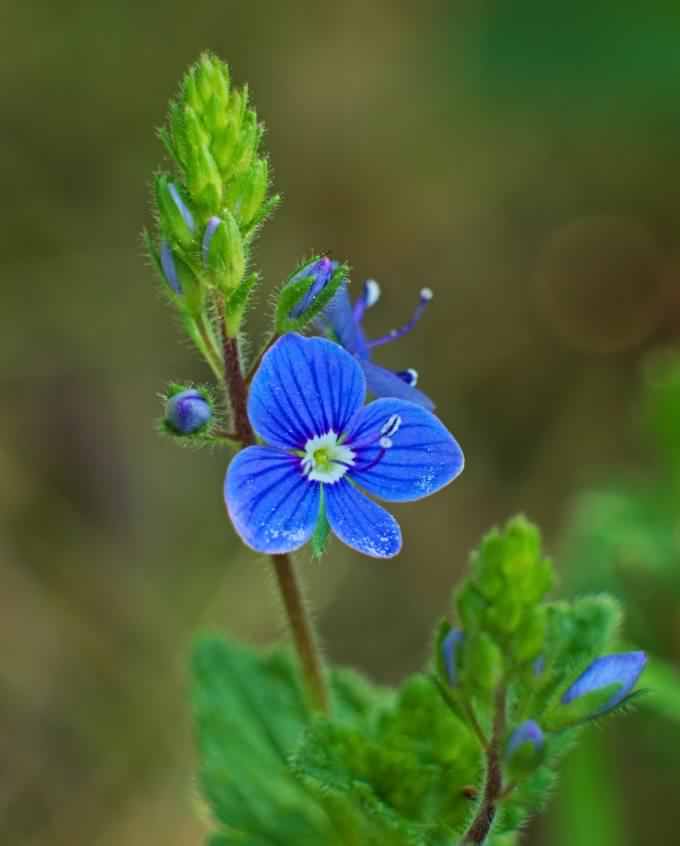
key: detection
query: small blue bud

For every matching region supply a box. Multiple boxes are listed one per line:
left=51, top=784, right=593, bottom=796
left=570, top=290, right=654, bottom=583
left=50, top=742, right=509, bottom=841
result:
left=506, top=720, right=544, bottom=757
left=441, top=628, right=464, bottom=685
left=289, top=256, right=338, bottom=318
left=168, top=182, right=196, bottom=234
left=165, top=389, right=212, bottom=435
left=160, top=240, right=182, bottom=294
left=202, top=215, right=222, bottom=266
left=561, top=651, right=647, bottom=717
left=532, top=655, right=545, bottom=676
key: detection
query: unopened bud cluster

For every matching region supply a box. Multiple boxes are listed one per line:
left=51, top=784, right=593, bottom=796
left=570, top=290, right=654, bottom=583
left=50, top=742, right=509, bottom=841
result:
left=435, top=516, right=646, bottom=791
left=148, top=52, right=276, bottom=330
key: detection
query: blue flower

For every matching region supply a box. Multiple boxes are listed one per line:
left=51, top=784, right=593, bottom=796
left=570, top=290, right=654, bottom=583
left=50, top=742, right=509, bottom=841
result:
left=506, top=720, right=544, bottom=757
left=441, top=629, right=464, bottom=685
left=561, top=651, right=647, bottom=717
left=225, top=333, right=464, bottom=558
left=166, top=389, right=212, bottom=434
left=318, top=279, right=436, bottom=409
left=288, top=256, right=339, bottom=319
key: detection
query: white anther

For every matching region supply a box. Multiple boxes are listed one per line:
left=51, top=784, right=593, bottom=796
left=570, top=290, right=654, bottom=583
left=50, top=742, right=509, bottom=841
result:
left=420, top=287, right=433, bottom=301
left=379, top=436, right=393, bottom=449
left=380, top=414, right=402, bottom=438
left=364, top=279, right=381, bottom=307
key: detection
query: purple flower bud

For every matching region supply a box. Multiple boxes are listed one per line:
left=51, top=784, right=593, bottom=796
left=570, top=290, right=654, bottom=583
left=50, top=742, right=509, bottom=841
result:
left=506, top=720, right=544, bottom=757
left=166, top=389, right=212, bottom=435
left=289, top=256, right=339, bottom=318
left=561, top=651, right=647, bottom=716
left=160, top=240, right=182, bottom=294
left=202, top=216, right=222, bottom=266
left=168, top=182, right=196, bottom=234
left=441, top=628, right=464, bottom=685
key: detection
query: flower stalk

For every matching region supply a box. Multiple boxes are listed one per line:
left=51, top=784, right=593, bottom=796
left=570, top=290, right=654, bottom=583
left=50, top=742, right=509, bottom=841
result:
left=461, top=685, right=507, bottom=845
left=220, top=308, right=330, bottom=714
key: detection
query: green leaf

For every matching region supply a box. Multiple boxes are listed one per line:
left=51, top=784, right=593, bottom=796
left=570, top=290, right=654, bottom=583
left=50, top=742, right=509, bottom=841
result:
left=192, top=636, right=391, bottom=845
left=293, top=674, right=482, bottom=845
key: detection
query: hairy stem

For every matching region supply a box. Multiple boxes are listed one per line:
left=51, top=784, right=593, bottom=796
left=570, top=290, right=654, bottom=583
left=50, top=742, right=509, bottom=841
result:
left=221, top=314, right=330, bottom=714
left=271, top=553, right=330, bottom=713
left=461, top=686, right=507, bottom=844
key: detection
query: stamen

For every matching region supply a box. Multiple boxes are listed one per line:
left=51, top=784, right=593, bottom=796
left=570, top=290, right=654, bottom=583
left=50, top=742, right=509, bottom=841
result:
left=348, top=413, right=399, bottom=473
left=353, top=278, right=382, bottom=323
left=366, top=287, right=433, bottom=349
left=380, top=414, right=402, bottom=438
left=396, top=368, right=418, bottom=387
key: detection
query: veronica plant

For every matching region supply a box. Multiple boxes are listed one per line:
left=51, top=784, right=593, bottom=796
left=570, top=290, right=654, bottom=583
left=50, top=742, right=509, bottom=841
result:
left=145, top=55, right=648, bottom=846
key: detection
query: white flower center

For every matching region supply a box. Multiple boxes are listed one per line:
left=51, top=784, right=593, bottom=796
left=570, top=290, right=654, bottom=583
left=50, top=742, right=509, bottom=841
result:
left=301, top=430, right=355, bottom=484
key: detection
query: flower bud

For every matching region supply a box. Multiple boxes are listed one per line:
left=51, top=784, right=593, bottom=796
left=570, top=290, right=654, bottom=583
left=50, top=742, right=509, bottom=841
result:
left=159, top=241, right=203, bottom=313
left=532, top=655, right=545, bottom=676
left=155, top=175, right=196, bottom=248
left=288, top=257, right=338, bottom=319
left=165, top=389, right=212, bottom=435
left=561, top=651, right=647, bottom=717
left=202, top=212, right=245, bottom=290
left=506, top=720, right=544, bottom=757
left=441, top=628, right=464, bottom=686
left=225, top=158, right=269, bottom=227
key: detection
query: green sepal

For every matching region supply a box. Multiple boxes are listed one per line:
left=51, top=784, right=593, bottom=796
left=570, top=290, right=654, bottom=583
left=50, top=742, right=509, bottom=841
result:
left=172, top=249, right=205, bottom=316
left=460, top=631, right=502, bottom=696
left=143, top=229, right=203, bottom=314
left=224, top=271, right=258, bottom=336
left=505, top=734, right=546, bottom=784
left=455, top=582, right=487, bottom=633
left=225, top=157, right=270, bottom=228
left=542, top=682, right=622, bottom=730
left=311, top=489, right=331, bottom=559
left=142, top=227, right=165, bottom=284
left=243, top=192, right=281, bottom=242
left=154, top=172, right=196, bottom=248
left=275, top=260, right=349, bottom=333
left=511, top=606, right=547, bottom=665
left=204, top=209, right=246, bottom=292
left=433, top=619, right=454, bottom=684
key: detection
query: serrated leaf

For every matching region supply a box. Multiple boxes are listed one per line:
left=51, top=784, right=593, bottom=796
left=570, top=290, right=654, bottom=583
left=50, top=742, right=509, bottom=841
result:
left=192, top=636, right=391, bottom=845
left=292, top=674, right=482, bottom=846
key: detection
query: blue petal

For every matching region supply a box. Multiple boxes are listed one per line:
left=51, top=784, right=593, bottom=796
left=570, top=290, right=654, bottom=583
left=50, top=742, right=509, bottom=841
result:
left=225, top=446, right=320, bottom=554
left=345, top=398, right=464, bottom=502
left=561, top=652, right=647, bottom=714
left=248, top=333, right=366, bottom=449
left=320, top=285, right=370, bottom=358
left=361, top=359, right=435, bottom=410
left=325, top=480, right=401, bottom=558
left=441, top=629, right=464, bottom=685
left=506, top=720, right=544, bottom=756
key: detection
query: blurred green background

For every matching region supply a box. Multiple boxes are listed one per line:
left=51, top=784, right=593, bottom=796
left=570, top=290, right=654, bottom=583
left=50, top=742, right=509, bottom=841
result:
left=3, top=1, right=680, bottom=843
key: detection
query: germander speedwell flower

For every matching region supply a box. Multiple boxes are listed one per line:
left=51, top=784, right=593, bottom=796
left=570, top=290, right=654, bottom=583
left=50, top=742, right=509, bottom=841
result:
left=318, top=279, right=436, bottom=409
left=225, top=333, right=464, bottom=558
